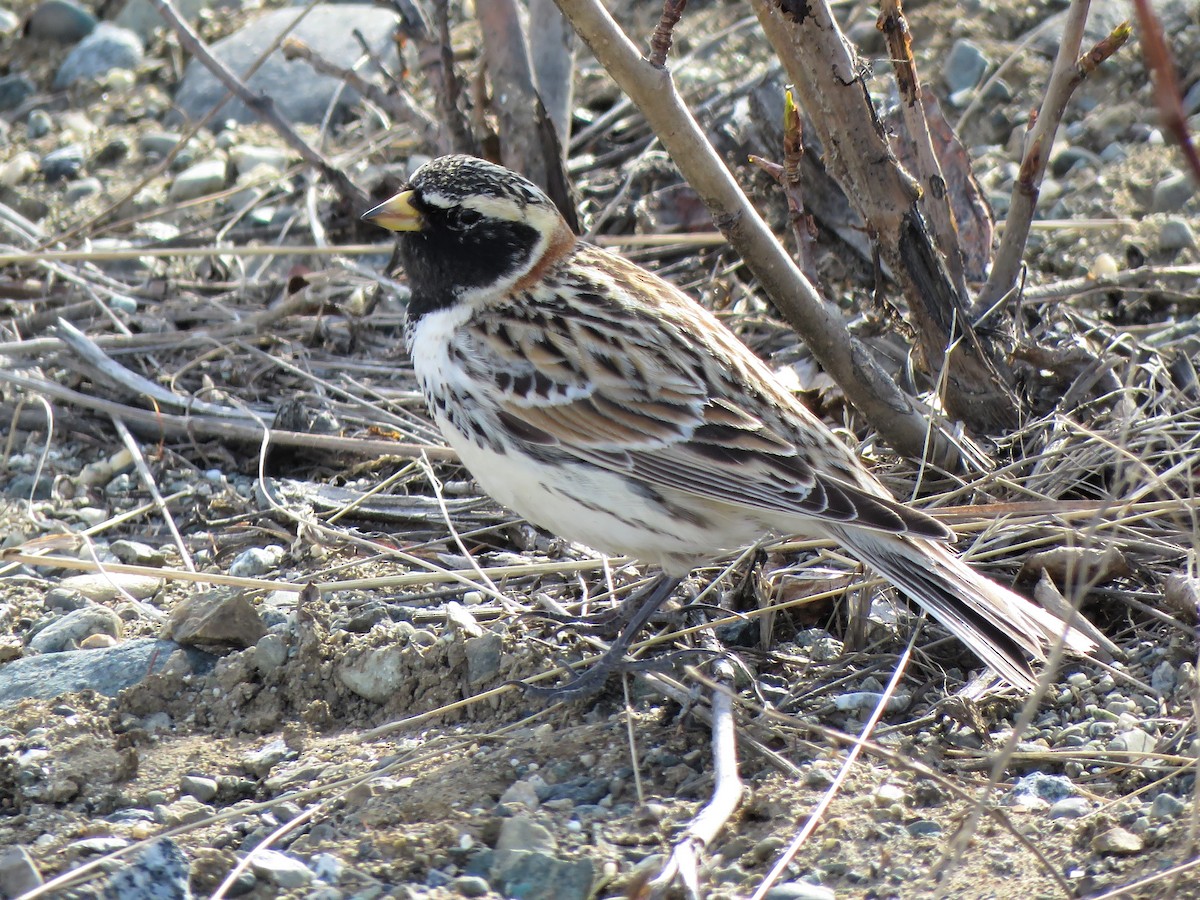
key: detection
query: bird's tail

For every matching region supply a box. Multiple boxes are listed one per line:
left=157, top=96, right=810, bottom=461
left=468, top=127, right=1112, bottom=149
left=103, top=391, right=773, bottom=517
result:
left=829, top=526, right=1097, bottom=691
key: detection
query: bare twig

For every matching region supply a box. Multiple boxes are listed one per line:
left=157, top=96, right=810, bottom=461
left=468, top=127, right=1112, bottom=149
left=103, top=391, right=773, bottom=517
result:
left=149, top=0, right=368, bottom=209
left=647, top=0, right=687, bottom=69
left=876, top=0, right=966, bottom=294
left=282, top=37, right=443, bottom=152
left=477, top=0, right=578, bottom=229
left=1131, top=0, right=1200, bottom=181
left=749, top=0, right=1019, bottom=433
left=979, top=5, right=1130, bottom=311
left=553, top=0, right=972, bottom=469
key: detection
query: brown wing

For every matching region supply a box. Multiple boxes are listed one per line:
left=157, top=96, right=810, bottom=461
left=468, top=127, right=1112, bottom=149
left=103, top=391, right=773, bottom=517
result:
left=461, top=246, right=950, bottom=541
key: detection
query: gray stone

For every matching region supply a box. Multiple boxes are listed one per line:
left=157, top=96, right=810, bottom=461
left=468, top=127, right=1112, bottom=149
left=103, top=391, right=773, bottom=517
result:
left=180, top=774, right=219, bottom=802
left=764, top=883, right=837, bottom=900
left=1108, top=730, right=1156, bottom=756
left=25, top=0, right=95, bottom=41
left=54, top=23, right=143, bottom=89
left=1007, top=772, right=1075, bottom=806
left=1159, top=218, right=1196, bottom=252
left=250, top=849, right=313, bottom=888
left=1049, top=797, right=1092, bottom=819
left=0, top=638, right=214, bottom=706
left=27, top=109, right=53, bottom=139
left=230, top=144, right=292, bottom=176
left=311, top=852, right=343, bottom=884
left=491, top=850, right=593, bottom=900
left=228, top=544, right=285, bottom=577
left=111, top=540, right=166, bottom=566
left=40, top=144, right=85, bottom=181
left=0, top=8, right=18, bottom=34
left=453, top=875, right=490, bottom=897
left=943, top=39, right=989, bottom=93
left=339, top=645, right=405, bottom=702
left=465, top=633, right=502, bottom=683
left=162, top=591, right=266, bottom=648
left=0, top=74, right=35, bottom=111
left=60, top=572, right=163, bottom=601
left=1151, top=659, right=1179, bottom=694
left=254, top=632, right=288, bottom=671
left=0, top=846, right=42, bottom=897
left=172, top=5, right=400, bottom=126
left=139, top=130, right=187, bottom=158
left=1151, top=793, right=1186, bottom=820
left=1152, top=171, right=1196, bottom=212
left=496, top=816, right=557, bottom=857
left=1092, top=826, right=1143, bottom=855
left=906, top=819, right=943, bottom=837
left=101, top=838, right=189, bottom=900
left=167, top=158, right=227, bottom=203
left=64, top=176, right=102, bottom=203
left=154, top=796, right=214, bottom=827
left=28, top=605, right=122, bottom=653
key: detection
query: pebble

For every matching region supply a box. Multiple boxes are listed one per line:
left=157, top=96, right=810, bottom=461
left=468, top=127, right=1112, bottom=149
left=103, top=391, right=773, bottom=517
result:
left=453, top=874, right=491, bottom=896
left=172, top=5, right=402, bottom=126
left=0, top=150, right=37, bottom=185
left=465, top=633, right=503, bottom=683
left=1150, top=793, right=1186, bottom=820
left=139, top=130, right=186, bottom=159
left=254, top=632, right=288, bottom=671
left=338, top=645, right=405, bottom=702
left=162, top=591, right=267, bottom=648
left=943, top=39, right=989, bottom=94
left=100, top=839, right=189, bottom=900
left=230, top=143, right=292, bottom=176
left=1152, top=171, right=1195, bottom=213
left=243, top=738, right=291, bottom=777
left=25, top=0, right=95, bottom=41
left=0, top=73, right=34, bottom=111
left=1007, top=772, right=1075, bottom=807
left=110, top=540, right=165, bottom=566
left=59, top=572, right=162, bottom=601
left=1108, top=730, right=1156, bottom=756
left=0, top=846, right=42, bottom=896
left=154, top=795, right=214, bottom=827
left=1159, top=218, right=1196, bottom=252
left=28, top=605, right=122, bottom=652
left=0, top=638, right=213, bottom=705
left=833, top=691, right=911, bottom=713
left=249, top=849, right=314, bottom=888
left=1151, top=659, right=1178, bottom=694
left=873, top=784, right=905, bottom=806
left=1049, top=797, right=1092, bottom=819
left=93, top=137, right=131, bottom=167
left=180, top=774, right=219, bottom=802
left=906, top=819, right=943, bottom=837
left=1091, top=826, right=1143, bottom=855
left=311, top=852, right=343, bottom=884
left=0, top=8, right=17, bottom=34
left=168, top=157, right=228, bottom=202
left=54, top=23, right=144, bottom=90
left=499, top=779, right=540, bottom=810
left=764, top=883, right=836, bottom=900
left=40, top=144, right=84, bottom=181
left=63, top=176, right=101, bottom=203
left=228, top=544, right=285, bottom=577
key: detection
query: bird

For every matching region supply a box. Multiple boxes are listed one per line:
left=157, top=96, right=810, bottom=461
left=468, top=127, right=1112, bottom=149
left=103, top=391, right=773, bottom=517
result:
left=363, top=153, right=1095, bottom=699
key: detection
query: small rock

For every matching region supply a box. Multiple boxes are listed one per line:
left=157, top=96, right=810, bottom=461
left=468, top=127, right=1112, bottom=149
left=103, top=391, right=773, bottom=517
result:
left=1151, top=793, right=1186, bottom=820
left=154, top=796, right=214, bottom=827
left=0, top=8, right=18, bottom=34
left=40, top=144, right=85, bottom=181
left=873, top=783, right=905, bottom=806
left=79, top=632, right=118, bottom=649
left=1049, top=797, right=1091, bottom=819
left=230, top=144, right=292, bottom=176
left=110, top=540, right=165, bottom=566
left=162, top=591, right=267, bottom=648
left=311, top=852, right=343, bottom=884
left=101, top=839, right=189, bottom=900
left=243, top=738, right=290, bottom=777
left=0, top=150, right=38, bottom=186
left=60, top=572, right=162, bottom=601
left=499, top=779, right=540, bottom=810
left=943, top=39, right=989, bottom=94
left=0, top=73, right=35, bottom=111
left=27, top=109, right=53, bottom=139
left=1108, top=730, right=1156, bottom=756
left=1007, top=772, right=1076, bottom=807
left=453, top=874, right=490, bottom=897
left=338, top=645, right=405, bottom=702
left=228, top=544, right=285, bottom=577
left=180, top=774, right=219, bottom=802
left=254, top=632, right=288, bottom=672
left=906, top=819, right=942, bottom=837
left=465, top=633, right=502, bottom=683
left=25, top=0, right=95, bottom=41
left=139, top=130, right=186, bottom=158
left=763, top=883, right=837, bottom=900
left=64, top=176, right=102, bottom=203
left=1152, top=171, right=1196, bottom=212
left=92, top=138, right=131, bottom=167
left=249, top=849, right=313, bottom=889
left=1092, top=826, right=1143, bottom=855
left=167, top=157, right=228, bottom=203
left=0, top=638, right=213, bottom=706
left=1159, top=218, right=1196, bottom=252
left=0, top=846, right=42, bottom=896
left=28, top=605, right=122, bottom=653
left=54, top=23, right=143, bottom=89
left=833, top=691, right=911, bottom=713
left=496, top=816, right=557, bottom=857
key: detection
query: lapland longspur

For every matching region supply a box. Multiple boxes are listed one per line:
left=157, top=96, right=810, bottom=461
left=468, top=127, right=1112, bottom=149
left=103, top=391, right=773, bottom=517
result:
left=365, top=154, right=1095, bottom=697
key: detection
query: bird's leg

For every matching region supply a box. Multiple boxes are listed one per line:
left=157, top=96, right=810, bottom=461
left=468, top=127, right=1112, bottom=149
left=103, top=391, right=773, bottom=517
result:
left=520, top=574, right=683, bottom=701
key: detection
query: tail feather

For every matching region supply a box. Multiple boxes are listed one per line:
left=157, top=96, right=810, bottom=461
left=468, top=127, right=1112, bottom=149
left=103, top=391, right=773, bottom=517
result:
left=830, top=527, right=1097, bottom=691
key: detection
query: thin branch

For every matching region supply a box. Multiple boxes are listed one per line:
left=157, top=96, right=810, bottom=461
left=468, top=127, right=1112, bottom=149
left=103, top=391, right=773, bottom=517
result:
left=648, top=0, right=688, bottom=69
left=553, top=0, right=972, bottom=469
left=149, top=0, right=367, bottom=209
left=1131, top=0, right=1200, bottom=181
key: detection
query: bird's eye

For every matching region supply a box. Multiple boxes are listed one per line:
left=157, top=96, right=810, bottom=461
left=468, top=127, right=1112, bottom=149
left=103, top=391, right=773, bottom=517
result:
left=457, top=209, right=484, bottom=228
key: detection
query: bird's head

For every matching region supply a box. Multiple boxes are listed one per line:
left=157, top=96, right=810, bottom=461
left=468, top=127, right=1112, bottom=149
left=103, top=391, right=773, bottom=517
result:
left=363, top=155, right=573, bottom=313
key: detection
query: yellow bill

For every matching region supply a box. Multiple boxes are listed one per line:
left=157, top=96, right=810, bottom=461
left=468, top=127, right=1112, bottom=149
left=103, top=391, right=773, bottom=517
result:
left=362, top=190, right=423, bottom=232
